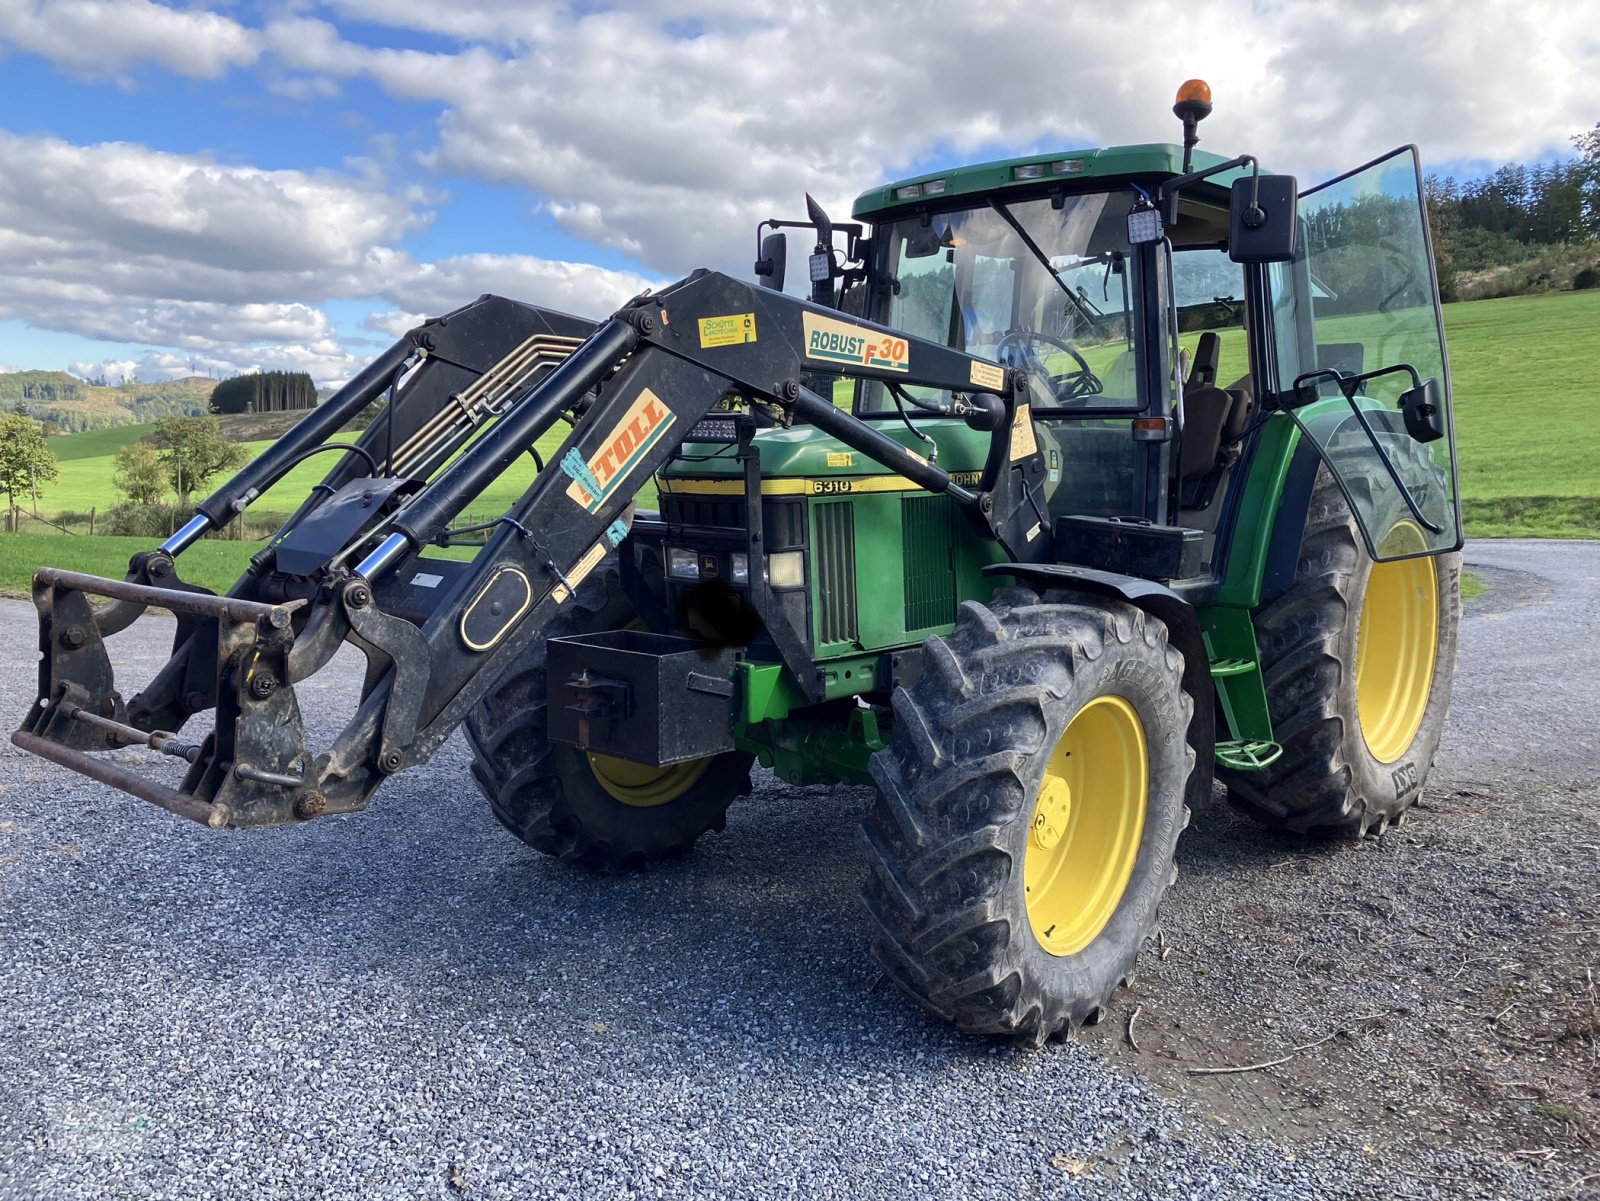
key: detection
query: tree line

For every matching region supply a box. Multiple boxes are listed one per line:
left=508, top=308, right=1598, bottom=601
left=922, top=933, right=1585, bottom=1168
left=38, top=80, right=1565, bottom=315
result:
left=1426, top=122, right=1600, bottom=299
left=209, top=370, right=317, bottom=414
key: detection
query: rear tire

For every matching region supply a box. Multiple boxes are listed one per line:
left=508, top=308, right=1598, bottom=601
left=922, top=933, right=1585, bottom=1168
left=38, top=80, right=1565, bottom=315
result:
left=465, top=559, right=755, bottom=870
left=1223, top=463, right=1461, bottom=836
left=863, top=589, right=1192, bottom=1043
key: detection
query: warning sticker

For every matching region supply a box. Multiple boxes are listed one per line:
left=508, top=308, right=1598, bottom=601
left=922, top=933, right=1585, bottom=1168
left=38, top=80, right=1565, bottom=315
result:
left=1010, top=402, right=1038, bottom=461
left=826, top=451, right=854, bottom=468
left=563, top=388, right=677, bottom=513
left=802, top=313, right=909, bottom=373
left=970, top=360, right=1006, bottom=391
left=553, top=540, right=608, bottom=605
left=699, top=312, right=757, bottom=348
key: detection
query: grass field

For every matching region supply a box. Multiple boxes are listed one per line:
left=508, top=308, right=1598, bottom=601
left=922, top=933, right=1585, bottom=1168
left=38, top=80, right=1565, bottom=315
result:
left=0, top=532, right=256, bottom=597
left=1443, top=289, right=1600, bottom=537
left=3, top=289, right=1594, bottom=593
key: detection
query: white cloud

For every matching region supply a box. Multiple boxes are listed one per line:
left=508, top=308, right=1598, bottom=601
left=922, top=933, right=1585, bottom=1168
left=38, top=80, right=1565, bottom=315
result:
left=379, top=252, right=655, bottom=319
left=362, top=310, right=425, bottom=339
left=67, top=357, right=139, bottom=382
left=268, top=0, right=1599, bottom=282
left=0, top=0, right=259, bottom=79
left=8, top=2, right=1597, bottom=389
left=0, top=132, right=657, bottom=385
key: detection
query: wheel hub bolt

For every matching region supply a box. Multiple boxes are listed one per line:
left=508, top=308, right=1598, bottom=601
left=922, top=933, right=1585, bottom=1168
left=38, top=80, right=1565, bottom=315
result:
left=1031, top=779, right=1072, bottom=850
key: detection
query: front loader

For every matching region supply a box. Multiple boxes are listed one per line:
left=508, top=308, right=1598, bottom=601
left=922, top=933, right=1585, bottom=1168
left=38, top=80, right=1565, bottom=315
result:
left=15, top=83, right=1463, bottom=1041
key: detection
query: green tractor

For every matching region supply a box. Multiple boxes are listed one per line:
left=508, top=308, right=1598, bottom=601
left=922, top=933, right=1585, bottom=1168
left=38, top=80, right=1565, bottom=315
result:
left=17, top=83, right=1460, bottom=1042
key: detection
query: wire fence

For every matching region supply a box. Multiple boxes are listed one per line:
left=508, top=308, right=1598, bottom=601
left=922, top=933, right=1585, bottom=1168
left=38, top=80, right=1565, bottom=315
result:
left=3, top=505, right=285, bottom=541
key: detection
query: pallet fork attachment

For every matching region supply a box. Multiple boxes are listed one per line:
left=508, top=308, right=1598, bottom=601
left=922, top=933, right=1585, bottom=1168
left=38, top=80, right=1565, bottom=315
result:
left=13, top=272, right=1049, bottom=828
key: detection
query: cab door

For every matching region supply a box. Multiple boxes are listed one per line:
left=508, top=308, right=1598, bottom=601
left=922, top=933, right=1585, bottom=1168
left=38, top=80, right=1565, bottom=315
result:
left=1270, top=146, right=1462, bottom=559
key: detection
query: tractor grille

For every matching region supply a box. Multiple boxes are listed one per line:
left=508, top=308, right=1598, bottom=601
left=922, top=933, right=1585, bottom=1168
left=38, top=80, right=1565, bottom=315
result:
left=657, top=495, right=806, bottom=548
left=902, top=495, right=955, bottom=632
left=813, top=503, right=858, bottom=647
left=661, top=495, right=742, bottom=528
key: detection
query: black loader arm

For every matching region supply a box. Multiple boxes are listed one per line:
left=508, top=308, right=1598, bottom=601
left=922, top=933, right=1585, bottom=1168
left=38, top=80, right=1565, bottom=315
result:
left=15, top=271, right=1048, bottom=829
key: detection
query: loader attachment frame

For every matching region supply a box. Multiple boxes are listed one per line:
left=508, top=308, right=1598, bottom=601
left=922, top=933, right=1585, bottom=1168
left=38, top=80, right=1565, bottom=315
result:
left=15, top=271, right=1049, bottom=828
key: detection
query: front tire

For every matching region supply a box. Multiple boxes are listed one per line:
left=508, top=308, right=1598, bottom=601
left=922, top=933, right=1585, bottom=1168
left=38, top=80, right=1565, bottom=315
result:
left=465, top=559, right=755, bottom=870
left=1223, top=463, right=1462, bottom=836
left=863, top=590, right=1193, bottom=1043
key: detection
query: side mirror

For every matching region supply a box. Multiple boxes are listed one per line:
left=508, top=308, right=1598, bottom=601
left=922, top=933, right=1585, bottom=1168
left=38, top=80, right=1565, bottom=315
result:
left=1228, top=175, right=1298, bottom=263
left=755, top=231, right=787, bottom=291
left=1399, top=376, right=1446, bottom=443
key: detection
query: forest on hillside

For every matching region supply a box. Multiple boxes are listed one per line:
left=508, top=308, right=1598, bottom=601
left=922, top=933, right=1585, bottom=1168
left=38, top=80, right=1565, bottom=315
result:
left=0, top=372, right=213, bottom=432
left=1426, top=121, right=1600, bottom=300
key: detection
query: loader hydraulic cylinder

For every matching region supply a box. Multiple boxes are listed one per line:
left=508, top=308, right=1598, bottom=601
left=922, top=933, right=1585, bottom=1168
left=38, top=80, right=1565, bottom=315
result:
left=172, top=338, right=416, bottom=547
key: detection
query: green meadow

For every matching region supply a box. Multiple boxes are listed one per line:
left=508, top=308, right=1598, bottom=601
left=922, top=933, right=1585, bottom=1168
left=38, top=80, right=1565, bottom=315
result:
left=3, top=288, right=1595, bottom=594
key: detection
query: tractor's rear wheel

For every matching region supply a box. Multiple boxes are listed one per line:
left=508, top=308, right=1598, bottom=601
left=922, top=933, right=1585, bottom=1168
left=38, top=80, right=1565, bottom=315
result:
left=863, top=590, right=1193, bottom=1043
left=1222, top=463, right=1461, bottom=836
left=465, top=558, right=754, bottom=870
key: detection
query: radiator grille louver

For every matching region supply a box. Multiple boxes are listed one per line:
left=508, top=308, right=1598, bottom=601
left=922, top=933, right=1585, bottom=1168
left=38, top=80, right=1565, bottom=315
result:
left=902, top=495, right=955, bottom=632
left=657, top=496, right=805, bottom=547
left=813, top=503, right=858, bottom=647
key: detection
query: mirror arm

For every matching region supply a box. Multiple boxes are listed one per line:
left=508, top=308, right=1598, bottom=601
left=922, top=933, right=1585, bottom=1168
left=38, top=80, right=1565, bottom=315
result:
left=1159, top=154, right=1259, bottom=226
left=1288, top=367, right=1442, bottom=536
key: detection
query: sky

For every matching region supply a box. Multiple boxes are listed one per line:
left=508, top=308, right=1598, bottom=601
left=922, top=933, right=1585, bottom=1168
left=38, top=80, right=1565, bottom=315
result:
left=0, top=0, right=1595, bottom=389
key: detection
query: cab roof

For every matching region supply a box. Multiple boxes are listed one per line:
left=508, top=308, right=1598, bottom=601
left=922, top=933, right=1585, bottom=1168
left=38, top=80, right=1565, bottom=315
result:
left=853, top=143, right=1247, bottom=222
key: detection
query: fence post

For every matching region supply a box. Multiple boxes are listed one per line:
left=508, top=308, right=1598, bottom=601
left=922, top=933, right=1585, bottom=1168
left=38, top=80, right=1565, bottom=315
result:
left=89, top=507, right=96, bottom=537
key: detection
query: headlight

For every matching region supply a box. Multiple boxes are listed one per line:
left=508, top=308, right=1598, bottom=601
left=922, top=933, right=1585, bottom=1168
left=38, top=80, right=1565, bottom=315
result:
left=666, top=547, right=699, bottom=581
left=729, top=553, right=750, bottom=584
left=768, top=550, right=804, bottom=589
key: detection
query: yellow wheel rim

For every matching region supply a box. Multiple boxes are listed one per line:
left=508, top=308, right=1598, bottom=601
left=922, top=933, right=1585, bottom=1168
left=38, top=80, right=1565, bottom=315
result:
left=583, top=614, right=713, bottom=808
left=1024, top=695, right=1148, bottom=957
left=586, top=753, right=711, bottom=808
left=1356, top=523, right=1439, bottom=764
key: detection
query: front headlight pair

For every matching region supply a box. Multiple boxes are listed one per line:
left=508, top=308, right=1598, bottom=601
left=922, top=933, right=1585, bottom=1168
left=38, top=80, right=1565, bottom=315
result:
left=665, top=548, right=803, bottom=588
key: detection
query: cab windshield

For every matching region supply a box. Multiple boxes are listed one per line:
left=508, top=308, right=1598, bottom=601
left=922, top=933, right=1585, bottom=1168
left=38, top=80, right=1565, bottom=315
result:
left=861, top=190, right=1142, bottom=415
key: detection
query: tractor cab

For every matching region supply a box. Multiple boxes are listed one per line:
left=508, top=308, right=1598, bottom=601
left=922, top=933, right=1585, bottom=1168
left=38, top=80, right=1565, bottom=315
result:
left=785, top=93, right=1462, bottom=586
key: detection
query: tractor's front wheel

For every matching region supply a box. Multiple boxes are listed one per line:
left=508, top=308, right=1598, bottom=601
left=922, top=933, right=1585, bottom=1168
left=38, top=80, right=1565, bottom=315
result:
left=1222, top=463, right=1461, bottom=836
left=863, top=590, right=1193, bottom=1043
left=465, top=559, right=754, bottom=870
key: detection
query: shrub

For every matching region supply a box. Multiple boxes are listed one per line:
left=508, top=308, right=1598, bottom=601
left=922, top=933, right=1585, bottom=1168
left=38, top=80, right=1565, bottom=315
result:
left=1574, top=267, right=1599, bottom=290
left=102, top=501, right=188, bottom=539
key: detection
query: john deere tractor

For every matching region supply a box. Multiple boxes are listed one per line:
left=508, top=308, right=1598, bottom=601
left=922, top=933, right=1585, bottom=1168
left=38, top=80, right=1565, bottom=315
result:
left=16, top=83, right=1461, bottom=1041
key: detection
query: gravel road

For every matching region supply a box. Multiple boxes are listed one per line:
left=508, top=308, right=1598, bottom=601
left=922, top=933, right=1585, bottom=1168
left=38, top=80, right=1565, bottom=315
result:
left=1, top=540, right=1595, bottom=1200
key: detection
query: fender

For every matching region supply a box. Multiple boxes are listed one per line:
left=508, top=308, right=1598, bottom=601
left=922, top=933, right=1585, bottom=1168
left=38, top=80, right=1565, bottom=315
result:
left=1257, top=435, right=1324, bottom=605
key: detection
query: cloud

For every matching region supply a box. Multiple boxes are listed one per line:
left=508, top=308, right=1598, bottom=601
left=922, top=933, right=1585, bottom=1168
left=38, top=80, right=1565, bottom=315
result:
left=0, top=132, right=657, bottom=385
left=381, top=253, right=655, bottom=318
left=362, top=310, right=426, bottom=340
left=0, top=0, right=259, bottom=79
left=9, top=2, right=1597, bottom=388
left=268, top=0, right=1599, bottom=282
left=67, top=357, right=139, bottom=381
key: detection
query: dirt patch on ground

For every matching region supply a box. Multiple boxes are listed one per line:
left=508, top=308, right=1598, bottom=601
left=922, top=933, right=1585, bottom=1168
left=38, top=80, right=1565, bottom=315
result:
left=1080, top=782, right=1600, bottom=1198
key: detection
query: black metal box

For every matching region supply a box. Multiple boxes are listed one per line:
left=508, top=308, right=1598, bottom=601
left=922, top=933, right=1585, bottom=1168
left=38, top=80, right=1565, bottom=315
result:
left=1054, top=515, right=1204, bottom=581
left=546, top=630, right=739, bottom=766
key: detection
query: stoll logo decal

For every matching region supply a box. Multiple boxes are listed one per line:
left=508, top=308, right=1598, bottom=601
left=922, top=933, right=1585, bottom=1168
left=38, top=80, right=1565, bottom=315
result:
left=802, top=313, right=910, bottom=373
left=563, top=388, right=677, bottom=513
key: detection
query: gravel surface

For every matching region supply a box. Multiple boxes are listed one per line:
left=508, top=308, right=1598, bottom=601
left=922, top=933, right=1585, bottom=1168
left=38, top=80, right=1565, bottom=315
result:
left=0, top=540, right=1595, bottom=1200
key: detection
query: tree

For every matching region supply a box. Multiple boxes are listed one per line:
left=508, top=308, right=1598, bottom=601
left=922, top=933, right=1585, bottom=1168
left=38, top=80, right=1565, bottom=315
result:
left=149, top=415, right=248, bottom=503
left=1424, top=174, right=1461, bottom=302
left=113, top=440, right=168, bottom=505
left=1575, top=121, right=1600, bottom=240
left=0, top=413, right=61, bottom=520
